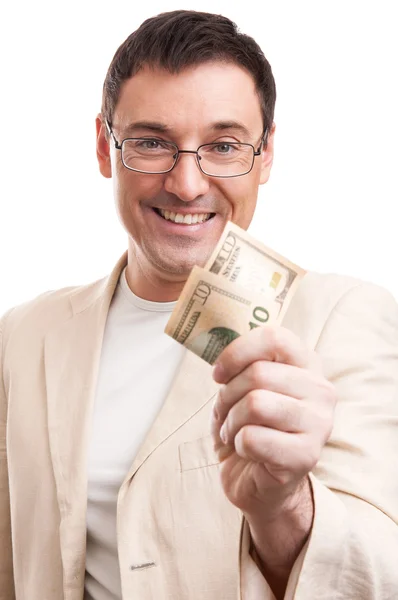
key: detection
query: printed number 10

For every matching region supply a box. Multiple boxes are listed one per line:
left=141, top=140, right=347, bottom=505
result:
left=249, top=306, right=270, bottom=330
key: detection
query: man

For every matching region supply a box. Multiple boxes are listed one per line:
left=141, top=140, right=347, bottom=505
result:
left=1, top=9, right=398, bottom=600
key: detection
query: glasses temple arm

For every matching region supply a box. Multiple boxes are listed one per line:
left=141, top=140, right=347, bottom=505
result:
left=105, top=119, right=121, bottom=148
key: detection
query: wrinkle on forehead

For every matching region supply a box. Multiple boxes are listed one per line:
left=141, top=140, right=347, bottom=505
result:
left=114, top=62, right=263, bottom=141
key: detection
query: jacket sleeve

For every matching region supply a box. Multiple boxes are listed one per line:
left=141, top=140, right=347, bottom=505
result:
left=240, top=282, right=398, bottom=600
left=0, top=311, right=16, bottom=599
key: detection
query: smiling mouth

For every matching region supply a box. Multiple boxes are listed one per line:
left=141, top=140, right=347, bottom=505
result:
left=153, top=208, right=216, bottom=224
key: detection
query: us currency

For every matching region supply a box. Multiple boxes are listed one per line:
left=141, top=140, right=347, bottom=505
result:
left=204, top=221, right=305, bottom=321
left=164, top=266, right=281, bottom=365
left=165, top=222, right=306, bottom=363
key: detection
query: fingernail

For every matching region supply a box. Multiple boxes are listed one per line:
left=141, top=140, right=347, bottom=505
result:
left=219, top=424, right=227, bottom=444
left=213, top=362, right=224, bottom=382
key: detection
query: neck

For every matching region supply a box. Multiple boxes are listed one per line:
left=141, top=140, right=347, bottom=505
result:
left=125, top=246, right=188, bottom=302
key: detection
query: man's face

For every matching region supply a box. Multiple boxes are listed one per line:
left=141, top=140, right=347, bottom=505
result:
left=96, top=61, right=274, bottom=280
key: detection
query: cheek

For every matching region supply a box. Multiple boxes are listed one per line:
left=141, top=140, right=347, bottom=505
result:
left=114, top=169, right=165, bottom=208
left=221, top=178, right=258, bottom=224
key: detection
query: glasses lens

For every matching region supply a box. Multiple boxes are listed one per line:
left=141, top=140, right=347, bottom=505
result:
left=198, top=143, right=254, bottom=176
left=122, top=139, right=177, bottom=173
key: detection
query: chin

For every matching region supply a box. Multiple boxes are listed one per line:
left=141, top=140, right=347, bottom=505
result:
left=152, top=250, right=209, bottom=277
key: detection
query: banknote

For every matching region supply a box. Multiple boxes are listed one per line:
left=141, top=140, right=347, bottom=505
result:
left=165, top=222, right=306, bottom=363
left=204, top=221, right=305, bottom=321
left=165, top=266, right=280, bottom=365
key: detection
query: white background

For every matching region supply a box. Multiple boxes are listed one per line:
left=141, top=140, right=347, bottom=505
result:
left=1, top=0, right=397, bottom=315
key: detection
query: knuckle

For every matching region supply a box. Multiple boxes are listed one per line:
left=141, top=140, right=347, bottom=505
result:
left=245, top=390, right=264, bottom=419
left=274, top=324, right=290, bottom=346
left=239, top=425, right=256, bottom=452
left=249, top=361, right=265, bottom=386
left=250, top=361, right=274, bottom=393
left=264, top=324, right=278, bottom=347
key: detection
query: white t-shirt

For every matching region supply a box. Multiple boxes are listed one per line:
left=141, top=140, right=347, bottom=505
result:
left=84, top=268, right=186, bottom=600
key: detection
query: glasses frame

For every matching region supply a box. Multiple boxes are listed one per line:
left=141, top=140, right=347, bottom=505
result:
left=105, top=120, right=268, bottom=178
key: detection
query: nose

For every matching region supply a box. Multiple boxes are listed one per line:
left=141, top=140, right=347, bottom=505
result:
left=163, top=152, right=210, bottom=202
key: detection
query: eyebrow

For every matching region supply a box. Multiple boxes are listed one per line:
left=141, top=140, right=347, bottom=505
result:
left=122, top=120, right=252, bottom=138
left=124, top=121, right=170, bottom=135
left=210, top=121, right=252, bottom=137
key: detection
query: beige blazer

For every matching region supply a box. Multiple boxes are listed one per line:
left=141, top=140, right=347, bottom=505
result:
left=1, top=253, right=398, bottom=600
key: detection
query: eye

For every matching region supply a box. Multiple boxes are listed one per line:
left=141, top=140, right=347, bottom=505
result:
left=137, top=139, right=163, bottom=149
left=129, top=139, right=174, bottom=156
left=212, top=142, right=239, bottom=155
left=213, top=143, right=236, bottom=154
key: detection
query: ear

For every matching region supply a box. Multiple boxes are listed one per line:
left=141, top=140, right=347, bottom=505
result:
left=96, top=114, right=112, bottom=179
left=259, top=122, right=276, bottom=185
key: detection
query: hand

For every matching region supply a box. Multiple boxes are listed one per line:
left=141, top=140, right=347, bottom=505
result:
left=210, top=325, right=337, bottom=518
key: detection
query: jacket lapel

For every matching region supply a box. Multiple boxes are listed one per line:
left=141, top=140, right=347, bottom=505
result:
left=121, top=349, right=219, bottom=486
left=43, top=251, right=220, bottom=596
left=44, top=253, right=127, bottom=598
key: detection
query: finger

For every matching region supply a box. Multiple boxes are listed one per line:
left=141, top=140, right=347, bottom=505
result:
left=213, top=325, right=321, bottom=384
left=234, top=426, right=318, bottom=481
left=210, top=399, right=236, bottom=463
left=214, top=360, right=329, bottom=424
left=219, top=390, right=310, bottom=445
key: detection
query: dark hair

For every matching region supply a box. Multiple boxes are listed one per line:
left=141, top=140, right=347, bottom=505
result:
left=102, top=10, right=276, bottom=133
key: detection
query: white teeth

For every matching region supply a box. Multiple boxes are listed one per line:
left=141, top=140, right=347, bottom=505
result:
left=158, top=209, right=211, bottom=224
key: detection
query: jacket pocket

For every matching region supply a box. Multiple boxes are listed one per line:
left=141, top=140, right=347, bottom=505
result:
left=179, top=435, right=221, bottom=472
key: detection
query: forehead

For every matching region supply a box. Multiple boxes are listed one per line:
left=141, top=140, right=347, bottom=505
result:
left=114, top=61, right=263, bottom=136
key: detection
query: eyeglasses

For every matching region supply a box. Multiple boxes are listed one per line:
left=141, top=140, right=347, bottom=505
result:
left=105, top=120, right=267, bottom=178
